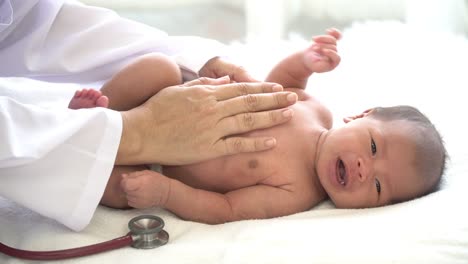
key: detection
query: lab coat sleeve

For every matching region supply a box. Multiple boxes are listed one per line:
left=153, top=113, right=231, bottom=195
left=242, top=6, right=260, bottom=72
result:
left=0, top=0, right=226, bottom=83
left=0, top=0, right=226, bottom=231
left=0, top=79, right=122, bottom=231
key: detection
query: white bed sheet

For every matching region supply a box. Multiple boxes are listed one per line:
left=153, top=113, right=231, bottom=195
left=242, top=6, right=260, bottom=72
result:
left=1, top=21, right=468, bottom=264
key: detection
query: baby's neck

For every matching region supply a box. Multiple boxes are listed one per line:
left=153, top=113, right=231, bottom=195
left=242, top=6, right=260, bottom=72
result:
left=312, top=128, right=330, bottom=197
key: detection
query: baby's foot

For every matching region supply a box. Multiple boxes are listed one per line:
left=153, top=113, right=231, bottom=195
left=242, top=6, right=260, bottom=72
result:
left=120, top=170, right=170, bottom=209
left=68, top=89, right=109, bottom=109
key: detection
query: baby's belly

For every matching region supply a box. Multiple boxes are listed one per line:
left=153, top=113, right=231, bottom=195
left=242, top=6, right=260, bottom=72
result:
left=163, top=153, right=276, bottom=193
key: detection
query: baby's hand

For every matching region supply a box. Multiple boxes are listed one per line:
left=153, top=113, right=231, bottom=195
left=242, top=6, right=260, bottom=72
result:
left=120, top=170, right=170, bottom=209
left=303, top=28, right=341, bottom=73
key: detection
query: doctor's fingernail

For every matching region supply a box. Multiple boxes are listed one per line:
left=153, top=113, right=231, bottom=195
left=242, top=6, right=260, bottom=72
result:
left=282, top=109, right=294, bottom=117
left=272, top=84, right=283, bottom=92
left=265, top=138, right=276, bottom=147
left=287, top=93, right=298, bottom=103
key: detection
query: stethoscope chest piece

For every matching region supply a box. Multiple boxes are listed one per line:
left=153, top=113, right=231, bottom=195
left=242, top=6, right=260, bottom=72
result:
left=128, top=215, right=169, bottom=249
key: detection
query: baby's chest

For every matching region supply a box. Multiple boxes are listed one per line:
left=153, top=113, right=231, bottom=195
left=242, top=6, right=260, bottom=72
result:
left=168, top=143, right=302, bottom=193
left=217, top=140, right=308, bottom=186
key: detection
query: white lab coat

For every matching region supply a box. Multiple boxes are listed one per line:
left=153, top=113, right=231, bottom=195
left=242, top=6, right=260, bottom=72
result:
left=0, top=0, right=224, bottom=231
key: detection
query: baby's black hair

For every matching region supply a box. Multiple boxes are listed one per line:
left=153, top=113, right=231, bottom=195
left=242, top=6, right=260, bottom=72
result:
left=369, top=105, right=447, bottom=202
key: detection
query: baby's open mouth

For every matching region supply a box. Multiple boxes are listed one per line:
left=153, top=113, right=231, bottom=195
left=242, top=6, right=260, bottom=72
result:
left=336, top=159, right=347, bottom=186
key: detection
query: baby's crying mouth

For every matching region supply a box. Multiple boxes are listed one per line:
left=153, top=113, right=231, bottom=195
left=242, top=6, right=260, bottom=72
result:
left=338, top=159, right=346, bottom=186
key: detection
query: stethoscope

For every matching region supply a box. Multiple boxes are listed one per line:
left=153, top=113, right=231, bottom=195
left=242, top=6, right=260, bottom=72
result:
left=0, top=215, right=169, bottom=261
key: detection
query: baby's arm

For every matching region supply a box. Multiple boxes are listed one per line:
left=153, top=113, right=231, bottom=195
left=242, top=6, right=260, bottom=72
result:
left=265, top=28, right=341, bottom=90
left=121, top=170, right=313, bottom=224
left=166, top=180, right=313, bottom=224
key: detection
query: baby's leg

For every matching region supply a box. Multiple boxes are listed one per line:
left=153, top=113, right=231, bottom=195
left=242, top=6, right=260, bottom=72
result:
left=100, top=53, right=182, bottom=111
left=68, top=89, right=109, bottom=109
left=100, top=165, right=150, bottom=209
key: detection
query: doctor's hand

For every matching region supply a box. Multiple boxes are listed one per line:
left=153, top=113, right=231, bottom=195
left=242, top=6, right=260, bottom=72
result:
left=199, top=57, right=258, bottom=82
left=117, top=76, right=297, bottom=166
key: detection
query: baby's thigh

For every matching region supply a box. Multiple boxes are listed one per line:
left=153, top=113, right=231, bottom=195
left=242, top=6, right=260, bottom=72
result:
left=133, top=52, right=182, bottom=88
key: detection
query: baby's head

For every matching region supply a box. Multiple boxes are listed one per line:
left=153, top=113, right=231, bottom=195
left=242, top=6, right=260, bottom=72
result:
left=315, top=105, right=446, bottom=208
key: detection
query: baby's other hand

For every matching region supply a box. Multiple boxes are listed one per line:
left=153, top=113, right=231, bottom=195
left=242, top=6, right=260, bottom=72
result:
left=304, top=28, right=341, bottom=73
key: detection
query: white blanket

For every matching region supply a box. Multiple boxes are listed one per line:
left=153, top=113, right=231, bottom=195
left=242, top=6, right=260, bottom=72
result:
left=1, top=21, right=468, bottom=264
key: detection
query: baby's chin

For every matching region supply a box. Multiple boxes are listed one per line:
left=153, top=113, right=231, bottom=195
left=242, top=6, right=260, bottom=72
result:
left=333, top=199, right=378, bottom=209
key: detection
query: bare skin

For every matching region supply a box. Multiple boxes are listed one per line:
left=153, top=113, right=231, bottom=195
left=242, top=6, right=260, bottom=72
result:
left=72, top=29, right=426, bottom=224
left=118, top=29, right=344, bottom=222
left=70, top=54, right=298, bottom=166
left=100, top=29, right=340, bottom=221
left=68, top=89, right=109, bottom=109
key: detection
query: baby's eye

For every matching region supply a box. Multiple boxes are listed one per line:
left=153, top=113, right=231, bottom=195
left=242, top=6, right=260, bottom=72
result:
left=371, top=138, right=377, bottom=155
left=375, top=178, right=381, bottom=194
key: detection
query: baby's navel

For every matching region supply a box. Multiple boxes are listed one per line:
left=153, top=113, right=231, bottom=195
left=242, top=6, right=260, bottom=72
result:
left=248, top=159, right=259, bottom=169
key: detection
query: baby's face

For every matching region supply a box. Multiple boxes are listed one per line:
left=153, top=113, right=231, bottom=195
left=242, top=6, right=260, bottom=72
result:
left=315, top=117, right=424, bottom=208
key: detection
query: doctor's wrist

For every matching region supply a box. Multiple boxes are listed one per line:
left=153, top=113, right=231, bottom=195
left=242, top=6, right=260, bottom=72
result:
left=116, top=110, right=145, bottom=165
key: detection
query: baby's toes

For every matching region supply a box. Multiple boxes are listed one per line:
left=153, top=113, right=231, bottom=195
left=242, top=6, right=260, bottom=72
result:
left=87, top=89, right=102, bottom=100
left=96, top=95, right=109, bottom=108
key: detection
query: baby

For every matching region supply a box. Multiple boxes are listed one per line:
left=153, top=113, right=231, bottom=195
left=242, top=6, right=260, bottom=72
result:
left=70, top=29, right=446, bottom=224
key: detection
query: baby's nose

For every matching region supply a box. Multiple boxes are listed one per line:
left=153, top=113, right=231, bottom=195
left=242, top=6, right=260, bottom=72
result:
left=356, top=157, right=372, bottom=183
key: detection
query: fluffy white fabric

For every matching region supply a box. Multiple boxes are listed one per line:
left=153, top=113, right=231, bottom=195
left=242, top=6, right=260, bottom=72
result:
left=1, top=21, right=467, bottom=263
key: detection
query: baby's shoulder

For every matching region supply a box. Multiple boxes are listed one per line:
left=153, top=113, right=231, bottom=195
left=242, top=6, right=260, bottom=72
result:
left=285, top=87, right=310, bottom=101
left=286, top=88, right=332, bottom=129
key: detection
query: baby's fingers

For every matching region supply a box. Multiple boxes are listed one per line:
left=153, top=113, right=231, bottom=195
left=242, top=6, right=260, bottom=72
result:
left=322, top=49, right=341, bottom=67
left=326, top=28, right=342, bottom=40
left=127, top=196, right=147, bottom=209
left=121, top=175, right=140, bottom=192
left=312, top=43, right=337, bottom=52
left=313, top=35, right=338, bottom=45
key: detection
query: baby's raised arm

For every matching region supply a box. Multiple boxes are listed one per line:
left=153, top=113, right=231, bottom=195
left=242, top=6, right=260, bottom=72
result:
left=265, top=28, right=341, bottom=90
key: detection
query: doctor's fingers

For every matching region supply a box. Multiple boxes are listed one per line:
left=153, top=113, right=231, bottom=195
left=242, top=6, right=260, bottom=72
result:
left=213, top=136, right=278, bottom=155
left=217, top=108, right=294, bottom=137
left=219, top=91, right=297, bottom=117
left=182, top=76, right=231, bottom=87
left=213, top=82, right=284, bottom=101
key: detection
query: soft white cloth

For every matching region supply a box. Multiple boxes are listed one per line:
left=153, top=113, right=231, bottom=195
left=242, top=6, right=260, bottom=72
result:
left=1, top=21, right=467, bottom=263
left=0, top=0, right=224, bottom=231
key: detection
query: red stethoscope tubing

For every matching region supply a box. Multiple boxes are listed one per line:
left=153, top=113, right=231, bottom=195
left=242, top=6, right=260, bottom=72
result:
left=0, top=233, right=133, bottom=260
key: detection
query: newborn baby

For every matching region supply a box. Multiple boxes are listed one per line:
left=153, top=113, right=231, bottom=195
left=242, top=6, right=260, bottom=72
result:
left=72, top=29, right=445, bottom=224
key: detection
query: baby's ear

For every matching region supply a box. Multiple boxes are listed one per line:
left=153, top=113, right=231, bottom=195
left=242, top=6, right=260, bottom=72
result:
left=343, top=108, right=374, bottom=123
